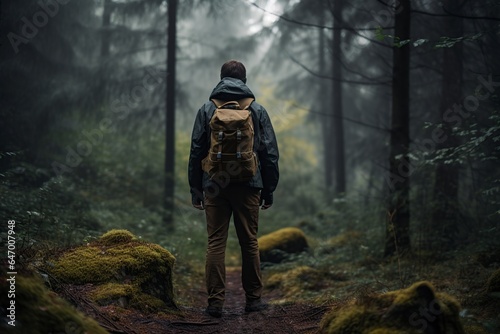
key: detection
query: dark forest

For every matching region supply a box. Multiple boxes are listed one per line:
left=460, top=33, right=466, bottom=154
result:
left=1, top=0, right=499, bottom=333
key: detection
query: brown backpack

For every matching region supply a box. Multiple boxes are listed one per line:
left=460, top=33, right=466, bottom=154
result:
left=202, top=98, right=258, bottom=183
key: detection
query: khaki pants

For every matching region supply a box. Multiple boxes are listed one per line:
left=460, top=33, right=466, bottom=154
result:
left=204, top=185, right=262, bottom=308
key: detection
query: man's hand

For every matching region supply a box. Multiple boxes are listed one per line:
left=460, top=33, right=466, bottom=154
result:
left=192, top=191, right=204, bottom=210
left=261, top=203, right=272, bottom=210
left=193, top=201, right=204, bottom=210
left=260, top=191, right=273, bottom=210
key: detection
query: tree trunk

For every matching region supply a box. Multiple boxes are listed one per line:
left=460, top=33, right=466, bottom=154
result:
left=384, top=0, right=411, bottom=257
left=318, top=5, right=333, bottom=200
left=331, top=0, right=346, bottom=197
left=431, top=0, right=463, bottom=248
left=164, top=0, right=177, bottom=228
left=101, top=0, right=112, bottom=59
left=96, top=0, right=112, bottom=109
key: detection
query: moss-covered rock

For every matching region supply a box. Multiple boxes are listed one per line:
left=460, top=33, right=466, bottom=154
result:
left=320, top=281, right=464, bottom=334
left=0, top=276, right=108, bottom=334
left=258, top=227, right=308, bottom=263
left=51, top=229, right=176, bottom=312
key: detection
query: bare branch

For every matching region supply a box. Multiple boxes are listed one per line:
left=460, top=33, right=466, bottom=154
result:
left=288, top=53, right=391, bottom=86
left=412, top=9, right=500, bottom=21
left=292, top=103, right=390, bottom=132
left=246, top=0, right=387, bottom=31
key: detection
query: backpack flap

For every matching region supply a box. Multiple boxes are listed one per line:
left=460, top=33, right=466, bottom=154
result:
left=202, top=98, right=257, bottom=182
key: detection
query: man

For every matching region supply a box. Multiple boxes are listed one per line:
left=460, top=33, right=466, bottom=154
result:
left=188, top=60, right=279, bottom=318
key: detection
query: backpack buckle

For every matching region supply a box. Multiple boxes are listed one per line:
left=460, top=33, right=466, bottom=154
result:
left=218, top=131, right=223, bottom=142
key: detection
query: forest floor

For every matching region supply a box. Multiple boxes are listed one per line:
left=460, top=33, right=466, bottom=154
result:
left=64, top=268, right=328, bottom=334
left=57, top=242, right=500, bottom=334
left=3, top=166, right=499, bottom=333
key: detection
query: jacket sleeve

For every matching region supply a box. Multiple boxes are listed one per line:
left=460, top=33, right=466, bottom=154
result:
left=256, top=106, right=279, bottom=195
left=188, top=106, right=208, bottom=204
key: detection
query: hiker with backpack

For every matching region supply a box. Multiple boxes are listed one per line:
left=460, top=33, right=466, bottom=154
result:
left=188, top=60, right=279, bottom=318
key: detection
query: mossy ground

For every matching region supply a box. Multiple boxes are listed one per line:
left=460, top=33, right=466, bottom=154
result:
left=261, top=228, right=500, bottom=333
left=266, top=265, right=349, bottom=301
left=3, top=185, right=498, bottom=334
left=4, top=232, right=499, bottom=334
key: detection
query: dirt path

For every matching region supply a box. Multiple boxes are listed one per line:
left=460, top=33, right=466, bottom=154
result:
left=79, top=268, right=328, bottom=334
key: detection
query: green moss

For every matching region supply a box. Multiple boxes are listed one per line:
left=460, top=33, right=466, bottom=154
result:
left=259, top=227, right=307, bottom=251
left=327, top=230, right=362, bottom=248
left=258, top=227, right=308, bottom=263
left=99, top=229, right=136, bottom=245
left=51, top=230, right=176, bottom=312
left=436, top=291, right=462, bottom=316
left=91, top=282, right=135, bottom=304
left=320, top=281, right=465, bottom=334
left=129, top=292, right=167, bottom=313
left=91, top=283, right=167, bottom=312
left=0, top=276, right=108, bottom=334
left=267, top=266, right=326, bottom=297
left=322, top=304, right=381, bottom=334
left=266, top=265, right=349, bottom=304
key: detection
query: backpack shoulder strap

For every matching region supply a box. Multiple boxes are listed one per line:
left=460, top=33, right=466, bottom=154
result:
left=211, top=98, right=254, bottom=110
left=211, top=99, right=228, bottom=109
left=237, top=97, right=254, bottom=110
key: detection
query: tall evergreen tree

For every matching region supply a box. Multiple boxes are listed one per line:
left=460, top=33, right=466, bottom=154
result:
left=164, top=0, right=177, bottom=228
left=317, top=4, right=333, bottom=198
left=385, top=0, right=411, bottom=257
left=331, top=0, right=346, bottom=196
left=431, top=0, right=464, bottom=247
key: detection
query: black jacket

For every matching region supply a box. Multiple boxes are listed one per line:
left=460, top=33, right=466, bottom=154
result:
left=188, top=77, right=279, bottom=204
